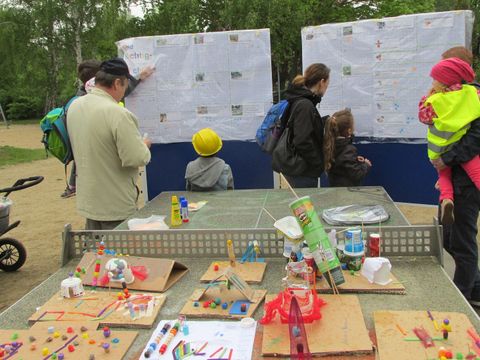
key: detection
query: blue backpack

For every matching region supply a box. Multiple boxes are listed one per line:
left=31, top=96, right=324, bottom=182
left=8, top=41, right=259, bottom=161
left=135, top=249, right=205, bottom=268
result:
left=255, top=100, right=290, bottom=154
left=40, top=96, right=78, bottom=164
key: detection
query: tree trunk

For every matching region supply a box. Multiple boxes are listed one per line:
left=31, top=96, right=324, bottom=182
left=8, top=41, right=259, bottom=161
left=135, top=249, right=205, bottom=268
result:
left=72, top=5, right=83, bottom=67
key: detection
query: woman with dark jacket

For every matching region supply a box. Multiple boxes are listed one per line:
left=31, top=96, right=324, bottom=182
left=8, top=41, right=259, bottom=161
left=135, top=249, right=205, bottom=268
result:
left=272, top=63, right=330, bottom=188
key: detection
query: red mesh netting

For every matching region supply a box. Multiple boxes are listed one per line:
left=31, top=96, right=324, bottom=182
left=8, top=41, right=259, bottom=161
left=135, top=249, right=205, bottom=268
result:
left=259, top=288, right=326, bottom=324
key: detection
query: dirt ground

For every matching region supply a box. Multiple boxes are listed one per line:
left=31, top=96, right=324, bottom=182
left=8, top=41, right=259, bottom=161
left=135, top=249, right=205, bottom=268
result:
left=0, top=124, right=83, bottom=311
left=0, top=123, right=445, bottom=312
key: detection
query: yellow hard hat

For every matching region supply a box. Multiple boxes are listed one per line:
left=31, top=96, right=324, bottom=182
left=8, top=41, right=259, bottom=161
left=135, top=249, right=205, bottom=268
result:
left=192, top=128, right=223, bottom=156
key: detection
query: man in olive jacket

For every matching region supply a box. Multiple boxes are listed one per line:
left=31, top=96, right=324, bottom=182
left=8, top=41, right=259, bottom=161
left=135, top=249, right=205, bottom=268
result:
left=67, top=58, right=151, bottom=230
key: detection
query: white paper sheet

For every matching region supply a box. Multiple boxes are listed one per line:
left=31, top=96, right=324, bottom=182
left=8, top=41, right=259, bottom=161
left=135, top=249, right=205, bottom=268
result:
left=302, top=10, right=473, bottom=141
left=117, top=29, right=272, bottom=143
left=139, top=320, right=257, bottom=360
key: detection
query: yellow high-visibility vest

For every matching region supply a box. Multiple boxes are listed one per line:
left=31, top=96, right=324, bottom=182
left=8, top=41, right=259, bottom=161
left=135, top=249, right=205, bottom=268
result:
left=426, top=85, right=480, bottom=159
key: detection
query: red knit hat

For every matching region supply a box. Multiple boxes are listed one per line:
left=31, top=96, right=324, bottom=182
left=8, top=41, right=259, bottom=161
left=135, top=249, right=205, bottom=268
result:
left=430, top=57, right=475, bottom=86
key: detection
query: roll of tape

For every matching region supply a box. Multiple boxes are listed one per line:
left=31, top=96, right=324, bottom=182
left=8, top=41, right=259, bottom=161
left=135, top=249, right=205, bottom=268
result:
left=240, top=317, right=255, bottom=328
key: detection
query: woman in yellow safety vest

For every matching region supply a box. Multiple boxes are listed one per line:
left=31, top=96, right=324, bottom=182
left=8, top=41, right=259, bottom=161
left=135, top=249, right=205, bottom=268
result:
left=418, top=57, right=480, bottom=224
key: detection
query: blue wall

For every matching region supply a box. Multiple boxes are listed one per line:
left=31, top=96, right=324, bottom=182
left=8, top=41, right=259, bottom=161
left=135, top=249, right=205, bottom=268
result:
left=146, top=141, right=274, bottom=198
left=146, top=141, right=438, bottom=204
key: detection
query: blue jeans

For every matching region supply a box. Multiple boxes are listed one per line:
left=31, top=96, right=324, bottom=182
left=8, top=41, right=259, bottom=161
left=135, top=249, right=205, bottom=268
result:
left=283, top=175, right=318, bottom=189
left=443, top=185, right=480, bottom=300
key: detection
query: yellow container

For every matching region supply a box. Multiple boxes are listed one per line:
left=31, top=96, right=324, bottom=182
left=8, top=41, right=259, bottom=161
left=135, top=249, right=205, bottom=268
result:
left=170, top=196, right=182, bottom=227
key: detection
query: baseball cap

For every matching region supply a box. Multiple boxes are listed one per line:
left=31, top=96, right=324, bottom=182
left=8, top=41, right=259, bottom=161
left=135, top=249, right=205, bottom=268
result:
left=100, top=58, right=130, bottom=77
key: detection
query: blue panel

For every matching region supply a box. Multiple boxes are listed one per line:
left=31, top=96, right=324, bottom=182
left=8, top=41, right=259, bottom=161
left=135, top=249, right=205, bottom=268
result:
left=146, top=141, right=273, bottom=199
left=146, top=141, right=439, bottom=204
left=355, top=142, right=438, bottom=204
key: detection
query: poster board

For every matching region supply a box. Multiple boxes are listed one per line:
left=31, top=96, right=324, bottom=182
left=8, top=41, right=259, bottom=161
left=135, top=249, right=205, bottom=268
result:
left=139, top=320, right=257, bottom=360
left=0, top=322, right=137, bottom=360
left=374, top=310, right=477, bottom=360
left=200, top=261, right=267, bottom=284
left=302, top=11, right=474, bottom=140
left=28, top=290, right=166, bottom=329
left=315, top=270, right=406, bottom=294
left=262, top=294, right=372, bottom=357
left=77, top=253, right=188, bottom=292
left=117, top=29, right=272, bottom=143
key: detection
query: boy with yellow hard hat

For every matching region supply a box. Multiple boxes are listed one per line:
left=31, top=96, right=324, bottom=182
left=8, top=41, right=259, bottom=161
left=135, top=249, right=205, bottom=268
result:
left=185, top=128, right=234, bottom=191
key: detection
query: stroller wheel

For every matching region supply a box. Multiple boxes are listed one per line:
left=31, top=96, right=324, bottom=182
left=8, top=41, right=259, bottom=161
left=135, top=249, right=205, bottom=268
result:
left=0, top=238, right=26, bottom=272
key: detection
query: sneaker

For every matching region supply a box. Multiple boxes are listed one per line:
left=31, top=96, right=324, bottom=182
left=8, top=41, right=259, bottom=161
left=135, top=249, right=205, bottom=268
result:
left=440, top=199, right=454, bottom=225
left=60, top=187, right=76, bottom=198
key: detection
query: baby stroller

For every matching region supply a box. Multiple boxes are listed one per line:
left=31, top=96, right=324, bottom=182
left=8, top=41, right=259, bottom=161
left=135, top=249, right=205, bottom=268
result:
left=0, top=176, right=44, bottom=271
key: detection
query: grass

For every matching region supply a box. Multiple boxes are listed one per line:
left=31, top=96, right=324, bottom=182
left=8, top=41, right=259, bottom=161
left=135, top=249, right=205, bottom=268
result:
left=0, top=146, right=45, bottom=168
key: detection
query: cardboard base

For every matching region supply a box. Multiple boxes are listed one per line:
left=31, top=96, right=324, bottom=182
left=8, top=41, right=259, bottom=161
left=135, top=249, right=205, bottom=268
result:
left=180, top=287, right=267, bottom=320
left=28, top=290, right=165, bottom=329
left=374, top=310, right=477, bottom=360
left=77, top=253, right=188, bottom=292
left=0, top=322, right=137, bottom=359
left=200, top=261, right=267, bottom=284
left=262, top=294, right=373, bottom=357
left=315, top=270, right=406, bottom=294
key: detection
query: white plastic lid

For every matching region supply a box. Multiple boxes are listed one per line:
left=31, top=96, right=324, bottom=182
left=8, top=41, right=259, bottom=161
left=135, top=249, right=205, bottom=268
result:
left=274, top=216, right=303, bottom=240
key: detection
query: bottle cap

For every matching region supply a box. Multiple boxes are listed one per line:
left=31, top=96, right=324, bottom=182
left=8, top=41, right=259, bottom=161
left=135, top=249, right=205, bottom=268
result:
left=171, top=195, right=178, bottom=203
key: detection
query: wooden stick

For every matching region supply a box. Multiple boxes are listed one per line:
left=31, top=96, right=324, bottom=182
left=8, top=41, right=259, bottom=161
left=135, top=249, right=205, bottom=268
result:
left=337, top=227, right=357, bottom=234
left=262, top=207, right=277, bottom=222
left=378, top=219, right=382, bottom=257
left=280, top=173, right=299, bottom=199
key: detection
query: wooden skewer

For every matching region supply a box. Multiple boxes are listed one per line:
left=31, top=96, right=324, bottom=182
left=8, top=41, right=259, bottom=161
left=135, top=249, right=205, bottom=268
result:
left=336, top=227, right=357, bottom=234
left=280, top=173, right=299, bottom=199
left=378, top=219, right=382, bottom=257
left=262, top=208, right=277, bottom=222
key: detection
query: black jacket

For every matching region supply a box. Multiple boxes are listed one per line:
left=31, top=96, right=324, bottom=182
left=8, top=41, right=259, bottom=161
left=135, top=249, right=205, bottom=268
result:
left=282, top=84, right=326, bottom=177
left=328, top=137, right=370, bottom=187
left=442, top=118, right=480, bottom=190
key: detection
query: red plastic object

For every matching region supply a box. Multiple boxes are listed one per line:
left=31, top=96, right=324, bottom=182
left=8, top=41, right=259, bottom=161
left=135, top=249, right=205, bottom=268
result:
left=289, top=297, right=312, bottom=359
left=412, top=327, right=434, bottom=348
left=260, top=289, right=326, bottom=325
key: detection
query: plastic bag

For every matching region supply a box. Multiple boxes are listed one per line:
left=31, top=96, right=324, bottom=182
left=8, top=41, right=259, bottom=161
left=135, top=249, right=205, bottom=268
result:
left=127, top=215, right=169, bottom=230
left=321, top=204, right=389, bottom=225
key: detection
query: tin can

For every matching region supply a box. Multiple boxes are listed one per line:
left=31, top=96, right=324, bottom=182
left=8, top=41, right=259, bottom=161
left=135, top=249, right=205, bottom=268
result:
left=289, top=196, right=345, bottom=287
left=369, top=233, right=380, bottom=257
left=302, top=249, right=316, bottom=284
left=345, top=254, right=363, bottom=271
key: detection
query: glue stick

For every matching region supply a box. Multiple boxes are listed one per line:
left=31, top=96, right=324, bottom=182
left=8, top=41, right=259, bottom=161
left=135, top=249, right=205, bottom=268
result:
left=170, top=196, right=182, bottom=227
left=180, top=199, right=189, bottom=223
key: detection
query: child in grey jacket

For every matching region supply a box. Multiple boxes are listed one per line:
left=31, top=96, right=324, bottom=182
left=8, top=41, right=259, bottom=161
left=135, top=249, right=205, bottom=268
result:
left=185, top=128, right=234, bottom=191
